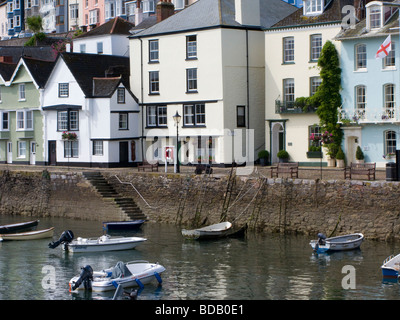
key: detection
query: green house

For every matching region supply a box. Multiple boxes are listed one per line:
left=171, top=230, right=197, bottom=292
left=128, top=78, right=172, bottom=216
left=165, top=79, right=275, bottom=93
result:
left=0, top=57, right=55, bottom=165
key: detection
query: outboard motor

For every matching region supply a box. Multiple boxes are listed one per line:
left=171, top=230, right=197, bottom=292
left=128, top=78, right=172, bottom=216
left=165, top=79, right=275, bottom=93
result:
left=48, top=230, right=74, bottom=249
left=71, top=265, right=93, bottom=291
left=317, top=233, right=326, bottom=245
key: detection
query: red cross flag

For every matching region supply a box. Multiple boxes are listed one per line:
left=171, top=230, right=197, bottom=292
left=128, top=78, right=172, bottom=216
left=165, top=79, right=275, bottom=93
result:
left=376, top=35, right=392, bottom=59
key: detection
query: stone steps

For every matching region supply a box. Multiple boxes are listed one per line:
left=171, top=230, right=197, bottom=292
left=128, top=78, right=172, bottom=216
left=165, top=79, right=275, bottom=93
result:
left=82, top=171, right=147, bottom=221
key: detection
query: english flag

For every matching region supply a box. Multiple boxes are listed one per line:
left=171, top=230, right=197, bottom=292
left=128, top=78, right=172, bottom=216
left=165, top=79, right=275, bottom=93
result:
left=376, top=35, right=392, bottom=59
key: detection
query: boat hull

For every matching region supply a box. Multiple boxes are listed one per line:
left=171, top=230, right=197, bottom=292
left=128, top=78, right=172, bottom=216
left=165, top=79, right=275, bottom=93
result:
left=66, top=236, right=147, bottom=253
left=0, top=220, right=39, bottom=234
left=381, top=253, right=400, bottom=279
left=0, top=227, right=54, bottom=241
left=102, top=220, right=145, bottom=231
left=182, top=222, right=233, bottom=240
left=69, top=261, right=165, bottom=292
left=310, top=233, right=364, bottom=253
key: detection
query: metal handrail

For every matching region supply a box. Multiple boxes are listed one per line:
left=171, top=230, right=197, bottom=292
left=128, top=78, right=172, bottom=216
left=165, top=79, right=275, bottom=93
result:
left=113, top=175, right=156, bottom=209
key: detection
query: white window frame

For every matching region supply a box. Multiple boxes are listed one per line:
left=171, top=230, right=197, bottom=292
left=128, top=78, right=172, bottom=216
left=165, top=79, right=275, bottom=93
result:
left=283, top=37, right=294, bottom=63
left=17, top=141, right=26, bottom=158
left=1, top=112, right=9, bottom=131
left=93, top=140, right=103, bottom=156
left=310, top=34, right=322, bottom=61
left=16, top=110, right=33, bottom=130
left=142, top=0, right=154, bottom=13
left=18, top=83, right=25, bottom=101
left=384, top=41, right=396, bottom=69
left=355, top=44, right=367, bottom=71
left=283, top=78, right=295, bottom=104
left=303, top=0, right=323, bottom=16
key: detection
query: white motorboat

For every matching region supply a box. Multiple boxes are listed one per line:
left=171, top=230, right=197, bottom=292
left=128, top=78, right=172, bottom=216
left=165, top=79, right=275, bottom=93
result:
left=49, top=230, right=146, bottom=252
left=64, top=235, right=147, bottom=253
left=310, top=233, right=364, bottom=253
left=381, top=253, right=400, bottom=279
left=69, top=260, right=166, bottom=292
left=182, top=222, right=232, bottom=240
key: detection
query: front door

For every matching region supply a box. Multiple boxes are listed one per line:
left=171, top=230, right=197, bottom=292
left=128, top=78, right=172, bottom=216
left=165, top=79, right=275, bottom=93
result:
left=119, top=141, right=129, bottom=165
left=7, top=142, right=12, bottom=164
left=48, top=141, right=56, bottom=165
left=30, top=141, right=36, bottom=165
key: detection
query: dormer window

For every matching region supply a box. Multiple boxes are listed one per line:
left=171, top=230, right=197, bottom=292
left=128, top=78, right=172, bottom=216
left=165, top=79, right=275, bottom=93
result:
left=366, top=2, right=396, bottom=31
left=303, top=0, right=323, bottom=16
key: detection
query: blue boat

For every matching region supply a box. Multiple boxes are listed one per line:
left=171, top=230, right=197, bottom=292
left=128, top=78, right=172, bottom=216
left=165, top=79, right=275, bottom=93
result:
left=102, top=220, right=145, bottom=231
left=381, top=253, right=400, bottom=279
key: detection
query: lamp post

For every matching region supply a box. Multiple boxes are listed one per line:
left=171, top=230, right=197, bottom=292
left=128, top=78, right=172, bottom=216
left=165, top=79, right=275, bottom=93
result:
left=173, top=111, right=181, bottom=173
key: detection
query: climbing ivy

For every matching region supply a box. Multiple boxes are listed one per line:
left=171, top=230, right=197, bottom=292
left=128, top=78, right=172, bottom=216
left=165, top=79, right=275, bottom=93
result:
left=312, top=40, right=343, bottom=158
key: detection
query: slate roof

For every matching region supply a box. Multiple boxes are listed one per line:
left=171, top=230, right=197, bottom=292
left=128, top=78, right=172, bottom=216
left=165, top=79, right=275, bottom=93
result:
left=335, top=0, right=400, bottom=40
left=0, top=62, right=16, bottom=82
left=270, top=0, right=354, bottom=29
left=130, top=0, right=297, bottom=38
left=92, top=76, right=122, bottom=97
left=60, top=52, right=136, bottom=100
left=22, top=56, right=56, bottom=88
left=0, top=46, right=56, bottom=63
left=75, top=17, right=135, bottom=39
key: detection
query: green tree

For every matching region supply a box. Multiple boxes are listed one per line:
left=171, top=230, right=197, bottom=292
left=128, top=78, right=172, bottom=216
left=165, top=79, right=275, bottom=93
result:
left=312, top=40, right=343, bottom=156
left=27, top=16, right=43, bottom=33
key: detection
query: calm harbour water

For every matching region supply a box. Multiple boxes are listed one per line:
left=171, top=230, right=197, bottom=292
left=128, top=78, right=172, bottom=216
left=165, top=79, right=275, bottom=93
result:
left=1, top=215, right=400, bottom=301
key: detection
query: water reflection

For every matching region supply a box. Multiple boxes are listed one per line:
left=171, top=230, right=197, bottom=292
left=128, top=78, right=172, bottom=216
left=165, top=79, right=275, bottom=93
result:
left=1, top=215, right=400, bottom=300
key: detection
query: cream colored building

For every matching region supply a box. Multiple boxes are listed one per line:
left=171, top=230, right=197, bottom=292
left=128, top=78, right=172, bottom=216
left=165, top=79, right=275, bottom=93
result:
left=130, top=0, right=296, bottom=168
left=265, top=0, right=349, bottom=165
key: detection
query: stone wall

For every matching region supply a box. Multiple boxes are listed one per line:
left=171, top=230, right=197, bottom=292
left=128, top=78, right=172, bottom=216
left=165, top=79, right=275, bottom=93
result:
left=1, top=169, right=400, bottom=241
left=104, top=172, right=400, bottom=241
left=0, top=170, right=122, bottom=222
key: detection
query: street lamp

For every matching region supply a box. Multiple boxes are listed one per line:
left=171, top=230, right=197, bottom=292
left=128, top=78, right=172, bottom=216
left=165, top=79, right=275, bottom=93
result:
left=173, top=111, right=181, bottom=173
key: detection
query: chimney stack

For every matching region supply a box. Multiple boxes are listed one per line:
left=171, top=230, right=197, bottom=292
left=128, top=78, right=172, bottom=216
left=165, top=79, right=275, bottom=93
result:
left=234, top=0, right=260, bottom=26
left=135, top=0, right=143, bottom=26
left=156, top=0, right=175, bottom=23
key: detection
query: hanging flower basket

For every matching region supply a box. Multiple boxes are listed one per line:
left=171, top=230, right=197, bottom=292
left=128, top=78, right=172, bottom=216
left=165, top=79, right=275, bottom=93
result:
left=62, top=131, right=77, bottom=141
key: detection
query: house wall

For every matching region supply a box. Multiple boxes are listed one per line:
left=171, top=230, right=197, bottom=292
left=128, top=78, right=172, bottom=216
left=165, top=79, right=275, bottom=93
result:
left=73, top=34, right=130, bottom=56
left=265, top=24, right=341, bottom=164
left=340, top=36, right=400, bottom=168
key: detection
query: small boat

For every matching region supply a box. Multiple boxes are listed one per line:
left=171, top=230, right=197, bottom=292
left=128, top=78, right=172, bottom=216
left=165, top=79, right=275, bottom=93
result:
left=66, top=235, right=146, bottom=253
left=102, top=220, right=145, bottom=231
left=69, top=260, right=165, bottom=292
left=1, top=227, right=54, bottom=241
left=182, top=222, right=233, bottom=240
left=381, top=253, right=400, bottom=279
left=310, top=233, right=364, bottom=253
left=0, top=219, right=39, bottom=234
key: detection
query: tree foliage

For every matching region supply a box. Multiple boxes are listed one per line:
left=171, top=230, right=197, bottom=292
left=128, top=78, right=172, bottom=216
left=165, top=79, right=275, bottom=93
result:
left=312, top=40, right=343, bottom=156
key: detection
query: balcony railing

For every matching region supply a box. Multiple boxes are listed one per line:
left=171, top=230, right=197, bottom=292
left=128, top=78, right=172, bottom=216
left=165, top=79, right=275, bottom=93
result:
left=338, top=107, right=400, bottom=124
left=275, top=100, right=318, bottom=114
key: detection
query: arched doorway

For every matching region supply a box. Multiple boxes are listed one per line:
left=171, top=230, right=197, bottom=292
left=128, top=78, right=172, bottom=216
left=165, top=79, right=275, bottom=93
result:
left=271, top=122, right=285, bottom=164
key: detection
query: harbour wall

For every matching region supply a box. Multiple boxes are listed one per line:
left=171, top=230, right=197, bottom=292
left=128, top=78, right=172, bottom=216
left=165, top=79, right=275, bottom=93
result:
left=0, top=169, right=400, bottom=241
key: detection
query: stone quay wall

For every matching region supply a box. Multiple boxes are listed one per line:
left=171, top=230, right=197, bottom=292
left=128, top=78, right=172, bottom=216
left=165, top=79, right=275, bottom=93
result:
left=0, top=169, right=400, bottom=241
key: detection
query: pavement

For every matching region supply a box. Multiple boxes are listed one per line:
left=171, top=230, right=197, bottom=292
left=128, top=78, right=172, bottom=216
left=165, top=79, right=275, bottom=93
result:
left=0, top=162, right=388, bottom=181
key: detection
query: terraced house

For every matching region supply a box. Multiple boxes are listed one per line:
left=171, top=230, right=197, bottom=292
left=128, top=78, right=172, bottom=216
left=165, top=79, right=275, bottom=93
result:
left=0, top=56, right=54, bottom=165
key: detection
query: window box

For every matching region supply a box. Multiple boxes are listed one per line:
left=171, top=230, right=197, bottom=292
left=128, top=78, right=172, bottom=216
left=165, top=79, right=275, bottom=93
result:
left=306, top=151, right=322, bottom=158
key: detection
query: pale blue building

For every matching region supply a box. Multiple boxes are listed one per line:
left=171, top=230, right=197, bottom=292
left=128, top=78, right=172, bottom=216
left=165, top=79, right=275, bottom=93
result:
left=281, top=0, right=303, bottom=7
left=336, top=1, right=400, bottom=168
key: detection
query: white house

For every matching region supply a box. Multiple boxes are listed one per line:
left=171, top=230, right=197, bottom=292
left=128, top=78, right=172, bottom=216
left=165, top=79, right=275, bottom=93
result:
left=42, top=52, right=140, bottom=167
left=72, top=17, right=135, bottom=56
left=264, top=0, right=350, bottom=165
left=129, top=0, right=296, bottom=168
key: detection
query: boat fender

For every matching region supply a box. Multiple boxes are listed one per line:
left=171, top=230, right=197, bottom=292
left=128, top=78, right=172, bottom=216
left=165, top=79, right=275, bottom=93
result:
left=48, top=230, right=74, bottom=249
left=135, top=278, right=144, bottom=289
left=71, top=265, right=93, bottom=291
left=154, top=271, right=162, bottom=285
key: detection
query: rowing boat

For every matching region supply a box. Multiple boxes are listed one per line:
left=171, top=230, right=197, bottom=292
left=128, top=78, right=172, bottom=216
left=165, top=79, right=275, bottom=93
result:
left=182, top=222, right=233, bottom=240
left=0, top=220, right=39, bottom=234
left=0, top=227, right=54, bottom=241
left=309, top=233, right=364, bottom=253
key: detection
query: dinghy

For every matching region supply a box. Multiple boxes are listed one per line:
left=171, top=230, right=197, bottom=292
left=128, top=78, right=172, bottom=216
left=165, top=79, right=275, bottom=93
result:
left=69, top=260, right=165, bottom=292
left=102, top=219, right=145, bottom=231
left=381, top=253, right=400, bottom=279
left=0, top=227, right=54, bottom=241
left=310, top=233, right=364, bottom=253
left=182, top=222, right=233, bottom=240
left=0, top=220, right=39, bottom=234
left=49, top=230, right=147, bottom=253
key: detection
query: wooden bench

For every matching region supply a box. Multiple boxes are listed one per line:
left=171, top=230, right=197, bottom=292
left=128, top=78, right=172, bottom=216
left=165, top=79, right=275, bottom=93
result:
left=137, top=161, right=159, bottom=172
left=344, top=162, right=376, bottom=181
left=271, top=162, right=299, bottom=178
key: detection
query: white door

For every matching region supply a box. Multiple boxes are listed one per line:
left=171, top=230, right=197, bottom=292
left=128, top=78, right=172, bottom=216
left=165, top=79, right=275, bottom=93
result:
left=30, top=141, right=36, bottom=165
left=7, top=142, right=12, bottom=164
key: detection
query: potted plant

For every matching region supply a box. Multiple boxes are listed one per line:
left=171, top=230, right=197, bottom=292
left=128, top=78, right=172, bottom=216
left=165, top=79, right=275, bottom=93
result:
left=277, top=150, right=289, bottom=163
left=258, top=150, right=269, bottom=166
left=355, top=146, right=364, bottom=164
left=336, top=146, right=345, bottom=168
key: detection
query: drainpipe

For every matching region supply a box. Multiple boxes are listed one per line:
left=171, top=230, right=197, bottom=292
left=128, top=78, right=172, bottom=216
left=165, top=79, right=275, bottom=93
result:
left=140, top=37, right=144, bottom=162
